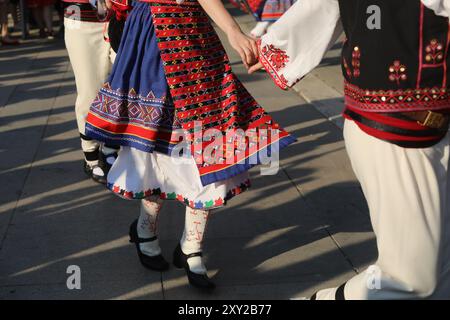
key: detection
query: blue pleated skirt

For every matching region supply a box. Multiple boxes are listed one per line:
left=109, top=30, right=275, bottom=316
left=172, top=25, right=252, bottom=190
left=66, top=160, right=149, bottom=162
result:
left=86, top=2, right=181, bottom=155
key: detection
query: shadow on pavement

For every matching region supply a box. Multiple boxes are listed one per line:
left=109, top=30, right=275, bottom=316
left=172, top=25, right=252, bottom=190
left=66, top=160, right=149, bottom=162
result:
left=0, top=12, right=375, bottom=300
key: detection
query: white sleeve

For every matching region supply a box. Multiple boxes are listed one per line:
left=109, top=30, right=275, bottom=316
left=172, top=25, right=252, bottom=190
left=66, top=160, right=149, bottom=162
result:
left=258, top=0, right=342, bottom=90
left=422, top=0, right=450, bottom=17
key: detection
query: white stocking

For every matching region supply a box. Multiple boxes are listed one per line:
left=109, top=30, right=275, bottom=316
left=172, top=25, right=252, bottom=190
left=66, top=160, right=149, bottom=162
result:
left=181, top=207, right=210, bottom=275
left=137, top=198, right=164, bottom=257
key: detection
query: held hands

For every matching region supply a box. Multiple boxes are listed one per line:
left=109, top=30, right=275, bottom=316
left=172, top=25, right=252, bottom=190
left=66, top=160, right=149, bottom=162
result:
left=227, top=27, right=259, bottom=70
left=195, top=0, right=263, bottom=71
left=225, top=27, right=264, bottom=74
left=248, top=61, right=264, bottom=74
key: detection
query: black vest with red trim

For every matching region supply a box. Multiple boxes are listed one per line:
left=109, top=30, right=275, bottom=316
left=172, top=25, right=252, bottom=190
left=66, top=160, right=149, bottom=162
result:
left=339, top=0, right=450, bottom=113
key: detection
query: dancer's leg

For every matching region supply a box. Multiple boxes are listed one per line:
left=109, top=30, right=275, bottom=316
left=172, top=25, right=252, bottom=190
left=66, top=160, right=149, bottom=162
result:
left=64, top=18, right=114, bottom=180
left=313, top=120, right=450, bottom=300
left=180, top=207, right=210, bottom=274
left=42, top=5, right=53, bottom=34
left=137, top=198, right=164, bottom=256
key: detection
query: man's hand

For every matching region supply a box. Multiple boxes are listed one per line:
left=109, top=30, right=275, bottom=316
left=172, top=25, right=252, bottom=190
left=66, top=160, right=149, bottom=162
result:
left=248, top=61, right=264, bottom=74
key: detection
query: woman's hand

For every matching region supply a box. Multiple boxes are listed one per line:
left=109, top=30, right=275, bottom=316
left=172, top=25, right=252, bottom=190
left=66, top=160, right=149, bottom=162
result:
left=197, top=0, right=259, bottom=68
left=227, top=27, right=259, bottom=69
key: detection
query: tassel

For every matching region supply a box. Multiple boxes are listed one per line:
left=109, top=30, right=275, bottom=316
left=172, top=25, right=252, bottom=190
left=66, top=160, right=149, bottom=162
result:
left=109, top=0, right=132, bottom=21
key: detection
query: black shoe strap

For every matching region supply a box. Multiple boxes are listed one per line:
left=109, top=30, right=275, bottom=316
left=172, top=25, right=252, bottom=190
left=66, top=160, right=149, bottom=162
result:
left=84, top=149, right=100, bottom=162
left=132, top=235, right=158, bottom=244
left=186, top=252, right=203, bottom=259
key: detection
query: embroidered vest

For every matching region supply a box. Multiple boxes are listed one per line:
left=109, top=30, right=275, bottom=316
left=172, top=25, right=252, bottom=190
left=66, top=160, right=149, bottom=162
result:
left=111, top=0, right=193, bottom=7
left=339, top=0, right=450, bottom=112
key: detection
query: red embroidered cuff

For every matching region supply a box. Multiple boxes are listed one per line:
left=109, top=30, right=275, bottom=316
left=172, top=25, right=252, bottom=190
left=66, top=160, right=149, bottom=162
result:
left=257, top=39, right=290, bottom=90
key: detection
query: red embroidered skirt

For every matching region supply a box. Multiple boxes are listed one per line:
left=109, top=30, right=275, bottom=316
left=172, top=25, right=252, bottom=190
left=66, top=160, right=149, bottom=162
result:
left=86, top=0, right=296, bottom=186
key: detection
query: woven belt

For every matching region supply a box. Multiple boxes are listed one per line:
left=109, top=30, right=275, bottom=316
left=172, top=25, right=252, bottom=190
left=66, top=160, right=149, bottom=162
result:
left=63, top=2, right=106, bottom=22
left=404, top=111, right=449, bottom=130
left=63, top=2, right=95, bottom=11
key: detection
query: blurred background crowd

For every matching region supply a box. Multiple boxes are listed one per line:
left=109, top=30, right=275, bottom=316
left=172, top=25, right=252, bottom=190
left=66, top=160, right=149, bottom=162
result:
left=0, top=0, right=64, bottom=46
left=0, top=0, right=296, bottom=47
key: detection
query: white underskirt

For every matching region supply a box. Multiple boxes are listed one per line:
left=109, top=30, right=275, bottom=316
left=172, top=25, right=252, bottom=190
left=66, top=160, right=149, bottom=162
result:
left=107, top=147, right=250, bottom=209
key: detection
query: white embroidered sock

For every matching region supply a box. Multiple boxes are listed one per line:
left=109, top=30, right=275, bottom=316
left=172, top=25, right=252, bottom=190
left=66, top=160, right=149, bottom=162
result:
left=137, top=198, right=163, bottom=257
left=180, top=207, right=210, bottom=275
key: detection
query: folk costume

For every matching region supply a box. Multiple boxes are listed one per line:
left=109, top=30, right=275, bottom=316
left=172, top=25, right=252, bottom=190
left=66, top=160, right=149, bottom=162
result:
left=230, top=0, right=295, bottom=21
left=229, top=0, right=297, bottom=37
left=258, top=0, right=450, bottom=299
left=63, top=0, right=119, bottom=183
left=85, top=0, right=295, bottom=289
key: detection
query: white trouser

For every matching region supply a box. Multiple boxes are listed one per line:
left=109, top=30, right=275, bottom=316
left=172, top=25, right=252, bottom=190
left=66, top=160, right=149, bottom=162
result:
left=64, top=18, right=115, bottom=151
left=315, top=119, right=450, bottom=300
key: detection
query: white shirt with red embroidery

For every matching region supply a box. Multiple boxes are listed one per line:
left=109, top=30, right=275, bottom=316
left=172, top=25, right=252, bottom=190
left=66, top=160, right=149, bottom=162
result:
left=258, top=0, right=450, bottom=90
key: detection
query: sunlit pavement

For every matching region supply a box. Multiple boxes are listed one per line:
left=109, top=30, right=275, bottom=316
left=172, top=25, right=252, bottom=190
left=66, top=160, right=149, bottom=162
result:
left=0, top=3, right=376, bottom=300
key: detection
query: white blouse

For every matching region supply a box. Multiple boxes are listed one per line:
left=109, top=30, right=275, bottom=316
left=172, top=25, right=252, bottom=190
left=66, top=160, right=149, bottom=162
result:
left=259, top=0, right=450, bottom=89
left=422, top=0, right=450, bottom=16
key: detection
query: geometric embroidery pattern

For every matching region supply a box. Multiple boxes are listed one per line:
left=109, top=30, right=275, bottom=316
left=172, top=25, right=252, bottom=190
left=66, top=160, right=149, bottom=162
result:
left=345, top=81, right=450, bottom=112
left=150, top=1, right=295, bottom=185
left=107, top=179, right=251, bottom=210
left=90, top=83, right=180, bottom=131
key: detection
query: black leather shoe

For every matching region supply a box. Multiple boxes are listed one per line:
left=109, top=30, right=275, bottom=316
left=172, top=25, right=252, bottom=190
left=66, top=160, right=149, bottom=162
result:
left=83, top=161, right=107, bottom=184
left=173, top=244, right=215, bottom=291
left=129, top=220, right=169, bottom=271
left=99, top=151, right=118, bottom=176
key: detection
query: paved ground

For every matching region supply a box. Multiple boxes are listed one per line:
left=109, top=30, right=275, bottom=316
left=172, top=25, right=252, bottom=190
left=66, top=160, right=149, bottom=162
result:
left=0, top=3, right=376, bottom=300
